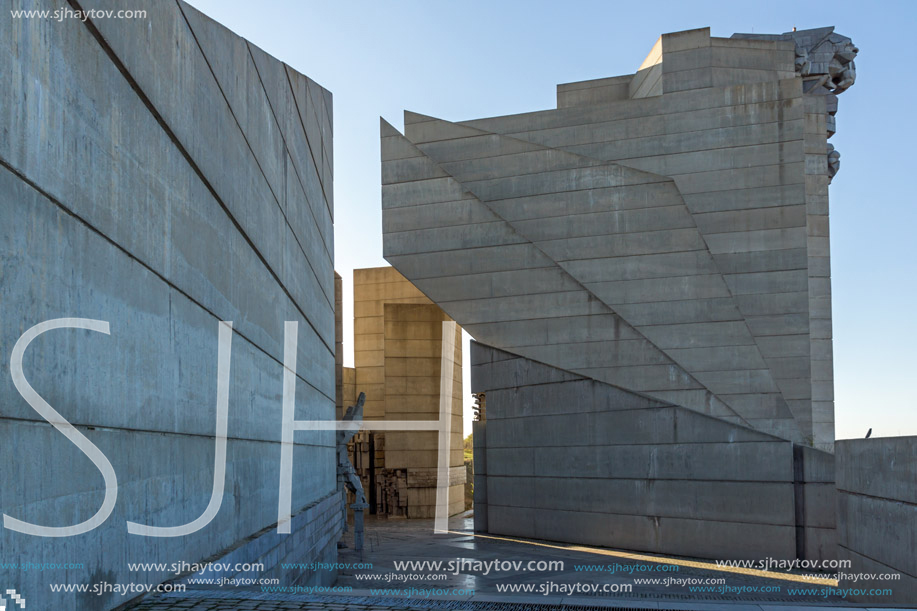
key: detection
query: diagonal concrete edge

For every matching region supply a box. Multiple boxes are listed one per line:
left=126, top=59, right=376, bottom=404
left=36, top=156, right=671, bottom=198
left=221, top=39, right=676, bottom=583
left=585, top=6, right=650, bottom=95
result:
left=381, top=117, right=759, bottom=428
left=393, top=114, right=805, bottom=435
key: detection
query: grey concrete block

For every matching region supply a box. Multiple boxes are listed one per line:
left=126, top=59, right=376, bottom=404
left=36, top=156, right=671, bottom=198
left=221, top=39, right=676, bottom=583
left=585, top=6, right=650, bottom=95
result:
left=837, top=437, right=917, bottom=504
left=713, top=394, right=793, bottom=419
left=612, top=297, right=742, bottom=326
left=590, top=274, right=732, bottom=306
left=837, top=546, right=917, bottom=603
left=838, top=493, right=917, bottom=578
left=713, top=247, right=808, bottom=274
left=577, top=364, right=702, bottom=394
left=388, top=243, right=555, bottom=281
left=513, top=205, right=695, bottom=241
left=383, top=220, right=528, bottom=257
left=557, top=80, right=632, bottom=107
left=383, top=198, right=499, bottom=233
left=471, top=353, right=584, bottom=394
left=515, top=339, right=676, bottom=369
left=563, top=251, right=720, bottom=283
left=519, top=505, right=797, bottom=561
left=468, top=314, right=643, bottom=350
left=382, top=176, right=468, bottom=209
left=664, top=345, right=768, bottom=372
left=544, top=228, right=707, bottom=261
left=534, top=442, right=793, bottom=482
left=414, top=267, right=581, bottom=302
left=803, top=526, right=837, bottom=564
left=639, top=320, right=759, bottom=349
left=486, top=476, right=796, bottom=528
left=802, top=483, right=837, bottom=528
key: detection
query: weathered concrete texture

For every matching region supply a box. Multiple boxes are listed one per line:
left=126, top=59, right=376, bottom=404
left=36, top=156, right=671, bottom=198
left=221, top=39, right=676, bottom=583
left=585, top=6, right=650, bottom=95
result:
left=349, top=268, right=464, bottom=517
left=173, top=491, right=342, bottom=587
left=0, top=2, right=337, bottom=609
left=381, top=26, right=855, bottom=452
left=836, top=437, right=917, bottom=603
left=336, top=272, right=345, bottom=419
left=472, top=342, right=835, bottom=562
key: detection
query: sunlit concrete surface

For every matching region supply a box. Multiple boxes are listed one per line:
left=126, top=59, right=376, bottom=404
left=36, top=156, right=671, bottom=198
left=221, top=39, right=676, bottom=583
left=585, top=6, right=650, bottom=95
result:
left=123, top=515, right=905, bottom=609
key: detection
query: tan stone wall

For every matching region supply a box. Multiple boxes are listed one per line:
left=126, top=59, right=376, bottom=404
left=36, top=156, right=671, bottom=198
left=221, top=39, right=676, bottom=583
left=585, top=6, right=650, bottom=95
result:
left=350, top=267, right=465, bottom=517
left=354, top=266, right=433, bottom=420
left=384, top=303, right=464, bottom=517
left=342, top=366, right=356, bottom=408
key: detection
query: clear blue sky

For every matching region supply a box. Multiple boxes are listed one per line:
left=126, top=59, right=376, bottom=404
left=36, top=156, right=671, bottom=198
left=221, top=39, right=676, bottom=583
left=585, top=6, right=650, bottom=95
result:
left=186, top=0, right=916, bottom=441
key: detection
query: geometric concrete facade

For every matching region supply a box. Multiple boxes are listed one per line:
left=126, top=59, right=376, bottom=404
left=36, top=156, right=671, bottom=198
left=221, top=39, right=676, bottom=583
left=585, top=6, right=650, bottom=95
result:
left=1, top=3, right=337, bottom=609
left=381, top=27, right=857, bottom=451
left=381, top=26, right=858, bottom=558
left=472, top=343, right=837, bottom=561
left=348, top=268, right=464, bottom=517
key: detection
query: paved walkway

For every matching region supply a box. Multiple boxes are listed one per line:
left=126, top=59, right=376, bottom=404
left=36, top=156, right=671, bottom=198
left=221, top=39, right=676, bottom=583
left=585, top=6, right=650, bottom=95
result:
left=131, top=514, right=907, bottom=610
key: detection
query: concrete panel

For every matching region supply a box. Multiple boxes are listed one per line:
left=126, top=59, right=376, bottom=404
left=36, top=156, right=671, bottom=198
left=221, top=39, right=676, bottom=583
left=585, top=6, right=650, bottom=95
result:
left=837, top=547, right=917, bottom=604
left=837, top=437, right=917, bottom=505
left=491, top=505, right=798, bottom=561
left=838, top=493, right=917, bottom=579
left=1, top=4, right=339, bottom=607
left=835, top=437, right=917, bottom=602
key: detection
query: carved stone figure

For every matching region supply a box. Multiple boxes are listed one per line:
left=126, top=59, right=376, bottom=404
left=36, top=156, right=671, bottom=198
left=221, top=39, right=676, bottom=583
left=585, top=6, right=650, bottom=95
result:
left=785, top=28, right=858, bottom=93
left=827, top=144, right=841, bottom=180
left=735, top=27, right=857, bottom=183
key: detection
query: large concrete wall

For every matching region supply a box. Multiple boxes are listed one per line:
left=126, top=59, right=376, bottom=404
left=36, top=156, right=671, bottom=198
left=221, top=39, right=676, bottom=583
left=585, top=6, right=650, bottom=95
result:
left=381, top=27, right=857, bottom=452
left=836, top=437, right=917, bottom=603
left=472, top=342, right=836, bottom=561
left=1, top=2, right=337, bottom=609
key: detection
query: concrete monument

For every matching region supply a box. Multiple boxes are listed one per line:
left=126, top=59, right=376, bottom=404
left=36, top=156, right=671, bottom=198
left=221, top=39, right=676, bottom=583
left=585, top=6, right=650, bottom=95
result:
left=380, top=26, right=856, bottom=560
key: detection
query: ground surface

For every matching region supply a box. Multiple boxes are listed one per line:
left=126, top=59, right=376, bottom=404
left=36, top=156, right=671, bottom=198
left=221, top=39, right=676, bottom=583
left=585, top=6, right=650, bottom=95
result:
left=130, top=514, right=904, bottom=610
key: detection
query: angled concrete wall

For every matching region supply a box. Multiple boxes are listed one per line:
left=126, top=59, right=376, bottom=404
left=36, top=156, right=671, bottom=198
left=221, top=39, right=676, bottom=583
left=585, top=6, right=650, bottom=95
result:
left=381, top=26, right=856, bottom=452
left=836, top=437, right=917, bottom=603
left=472, top=342, right=836, bottom=561
left=1, top=2, right=337, bottom=609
